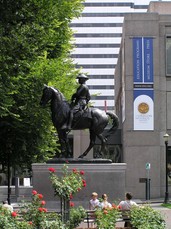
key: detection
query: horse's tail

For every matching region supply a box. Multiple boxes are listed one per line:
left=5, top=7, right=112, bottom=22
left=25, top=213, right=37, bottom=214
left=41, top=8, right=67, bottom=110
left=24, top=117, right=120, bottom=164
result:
left=105, top=111, right=119, bottom=138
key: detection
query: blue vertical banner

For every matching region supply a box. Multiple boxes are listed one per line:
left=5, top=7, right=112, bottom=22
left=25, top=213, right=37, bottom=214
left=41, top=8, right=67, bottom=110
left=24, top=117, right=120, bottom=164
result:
left=133, top=38, right=143, bottom=82
left=144, top=38, right=153, bottom=83
left=133, top=37, right=154, bottom=130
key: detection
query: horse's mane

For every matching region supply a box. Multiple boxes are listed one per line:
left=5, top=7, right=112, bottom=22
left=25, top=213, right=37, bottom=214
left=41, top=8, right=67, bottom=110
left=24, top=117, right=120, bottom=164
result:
left=52, top=86, right=68, bottom=103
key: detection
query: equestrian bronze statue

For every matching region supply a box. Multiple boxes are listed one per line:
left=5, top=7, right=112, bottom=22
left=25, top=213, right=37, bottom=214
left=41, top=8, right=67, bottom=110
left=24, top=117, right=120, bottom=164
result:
left=40, top=83, right=119, bottom=159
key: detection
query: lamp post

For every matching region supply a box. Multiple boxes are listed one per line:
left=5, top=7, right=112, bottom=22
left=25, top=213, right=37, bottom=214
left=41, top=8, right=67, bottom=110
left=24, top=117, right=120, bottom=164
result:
left=163, top=133, right=169, bottom=203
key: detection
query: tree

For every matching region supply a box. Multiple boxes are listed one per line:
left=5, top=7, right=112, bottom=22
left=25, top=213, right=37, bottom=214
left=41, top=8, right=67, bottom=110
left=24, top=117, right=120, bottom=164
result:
left=0, top=0, right=84, bottom=173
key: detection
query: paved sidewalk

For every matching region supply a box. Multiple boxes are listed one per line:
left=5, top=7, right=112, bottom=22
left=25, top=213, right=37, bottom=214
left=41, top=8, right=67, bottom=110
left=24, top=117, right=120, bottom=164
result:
left=150, top=203, right=171, bottom=229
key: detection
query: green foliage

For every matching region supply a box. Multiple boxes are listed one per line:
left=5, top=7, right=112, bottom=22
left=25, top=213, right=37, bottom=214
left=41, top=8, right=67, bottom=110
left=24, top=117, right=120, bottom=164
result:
left=0, top=189, right=85, bottom=229
left=161, top=203, right=171, bottom=209
left=48, top=164, right=86, bottom=199
left=22, top=191, right=48, bottom=228
left=130, top=205, right=166, bottom=229
left=0, top=0, right=85, bottom=170
left=67, top=206, right=86, bottom=229
left=0, top=206, right=31, bottom=229
left=95, top=206, right=120, bottom=229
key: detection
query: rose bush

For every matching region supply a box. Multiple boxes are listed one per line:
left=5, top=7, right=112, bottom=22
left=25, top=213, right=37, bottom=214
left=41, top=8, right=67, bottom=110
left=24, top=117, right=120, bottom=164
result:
left=0, top=189, right=86, bottom=229
left=48, top=164, right=86, bottom=200
left=95, top=205, right=120, bottom=229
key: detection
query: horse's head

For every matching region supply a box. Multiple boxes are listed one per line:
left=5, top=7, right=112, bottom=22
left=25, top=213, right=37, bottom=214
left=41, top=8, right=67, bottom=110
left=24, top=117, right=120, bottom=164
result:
left=40, top=85, right=53, bottom=107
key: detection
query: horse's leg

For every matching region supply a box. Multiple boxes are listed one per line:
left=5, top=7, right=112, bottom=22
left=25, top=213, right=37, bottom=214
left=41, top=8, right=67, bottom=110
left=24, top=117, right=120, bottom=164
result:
left=58, top=130, right=72, bottom=158
left=96, top=134, right=107, bottom=158
left=78, top=130, right=96, bottom=158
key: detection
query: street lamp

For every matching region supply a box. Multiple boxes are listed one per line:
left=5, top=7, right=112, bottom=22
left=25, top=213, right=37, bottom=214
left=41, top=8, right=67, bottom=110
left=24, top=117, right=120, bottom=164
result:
left=163, top=133, right=169, bottom=203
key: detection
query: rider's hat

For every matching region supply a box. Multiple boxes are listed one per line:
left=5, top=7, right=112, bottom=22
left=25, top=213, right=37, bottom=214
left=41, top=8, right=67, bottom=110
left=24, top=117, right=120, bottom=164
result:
left=77, top=74, right=89, bottom=80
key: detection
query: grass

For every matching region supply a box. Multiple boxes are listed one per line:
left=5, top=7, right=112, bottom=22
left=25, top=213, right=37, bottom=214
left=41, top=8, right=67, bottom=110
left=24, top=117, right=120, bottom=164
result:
left=161, top=203, right=171, bottom=209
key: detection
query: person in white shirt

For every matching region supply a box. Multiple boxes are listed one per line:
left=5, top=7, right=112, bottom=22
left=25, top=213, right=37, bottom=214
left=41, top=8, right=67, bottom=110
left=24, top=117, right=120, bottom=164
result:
left=117, top=192, right=138, bottom=227
left=100, top=193, right=112, bottom=209
left=118, top=192, right=138, bottom=210
left=89, top=192, right=100, bottom=210
left=2, top=200, right=13, bottom=212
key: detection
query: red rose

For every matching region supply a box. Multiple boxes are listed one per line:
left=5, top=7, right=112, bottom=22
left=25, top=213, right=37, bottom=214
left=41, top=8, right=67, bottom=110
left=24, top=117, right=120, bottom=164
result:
left=48, top=167, right=56, bottom=173
left=43, top=208, right=47, bottom=212
left=41, top=200, right=46, bottom=205
left=82, top=179, right=86, bottom=184
left=103, top=210, right=108, bottom=214
left=80, top=170, right=85, bottom=175
left=29, top=221, right=33, bottom=225
left=38, top=207, right=43, bottom=212
left=77, top=188, right=81, bottom=192
left=117, top=205, right=122, bottom=210
left=38, top=194, right=43, bottom=199
left=70, top=202, right=75, bottom=207
left=11, top=211, right=18, bottom=217
left=32, top=190, right=37, bottom=195
left=70, top=194, right=73, bottom=200
left=72, top=168, right=77, bottom=173
left=112, top=204, right=117, bottom=209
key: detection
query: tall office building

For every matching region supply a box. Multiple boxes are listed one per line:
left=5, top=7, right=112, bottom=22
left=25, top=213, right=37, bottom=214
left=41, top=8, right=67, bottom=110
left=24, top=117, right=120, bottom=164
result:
left=70, top=0, right=153, bottom=111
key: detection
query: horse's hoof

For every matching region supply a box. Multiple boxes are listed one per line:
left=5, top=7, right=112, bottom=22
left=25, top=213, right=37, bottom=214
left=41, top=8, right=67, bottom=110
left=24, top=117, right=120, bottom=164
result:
left=78, top=155, right=84, bottom=159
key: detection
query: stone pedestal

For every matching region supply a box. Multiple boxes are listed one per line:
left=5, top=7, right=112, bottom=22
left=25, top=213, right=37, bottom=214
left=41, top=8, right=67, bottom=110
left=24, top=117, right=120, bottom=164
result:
left=32, top=162, right=126, bottom=210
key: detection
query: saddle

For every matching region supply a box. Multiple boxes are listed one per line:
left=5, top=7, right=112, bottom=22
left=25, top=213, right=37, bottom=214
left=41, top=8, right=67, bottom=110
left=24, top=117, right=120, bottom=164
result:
left=73, top=107, right=92, bottom=121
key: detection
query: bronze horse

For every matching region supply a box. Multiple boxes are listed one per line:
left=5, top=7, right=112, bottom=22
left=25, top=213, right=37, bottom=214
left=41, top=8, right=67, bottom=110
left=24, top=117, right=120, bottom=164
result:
left=40, top=85, right=119, bottom=158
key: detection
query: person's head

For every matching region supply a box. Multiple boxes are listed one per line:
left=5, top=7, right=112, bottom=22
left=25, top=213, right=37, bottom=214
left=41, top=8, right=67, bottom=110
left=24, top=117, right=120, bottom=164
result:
left=3, top=200, right=8, bottom=205
left=102, top=194, right=108, bottom=200
left=125, top=192, right=133, bottom=200
left=77, top=74, right=89, bottom=84
left=91, top=192, right=98, bottom=200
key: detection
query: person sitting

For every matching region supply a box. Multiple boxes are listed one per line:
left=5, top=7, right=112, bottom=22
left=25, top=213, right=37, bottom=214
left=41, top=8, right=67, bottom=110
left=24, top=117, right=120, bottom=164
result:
left=2, top=200, right=13, bottom=212
left=117, top=192, right=138, bottom=210
left=100, top=193, right=112, bottom=209
left=117, top=192, right=138, bottom=227
left=61, top=73, right=90, bottom=130
left=89, top=192, right=100, bottom=210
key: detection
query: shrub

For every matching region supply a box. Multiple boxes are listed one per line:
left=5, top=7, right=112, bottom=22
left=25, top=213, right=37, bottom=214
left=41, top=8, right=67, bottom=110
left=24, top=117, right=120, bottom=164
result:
left=95, top=206, right=120, bottom=229
left=130, top=205, right=166, bottom=229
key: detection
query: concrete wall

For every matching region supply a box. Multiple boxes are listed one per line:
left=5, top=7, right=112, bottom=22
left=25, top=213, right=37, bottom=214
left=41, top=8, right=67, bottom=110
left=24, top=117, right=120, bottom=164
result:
left=32, top=163, right=126, bottom=210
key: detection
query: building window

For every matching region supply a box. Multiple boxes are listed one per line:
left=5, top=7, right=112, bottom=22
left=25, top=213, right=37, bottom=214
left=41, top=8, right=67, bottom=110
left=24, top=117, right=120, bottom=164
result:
left=166, top=36, right=171, bottom=76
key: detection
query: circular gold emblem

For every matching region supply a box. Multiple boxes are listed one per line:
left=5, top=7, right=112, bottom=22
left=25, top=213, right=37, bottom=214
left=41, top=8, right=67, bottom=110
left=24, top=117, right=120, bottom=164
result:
left=138, top=102, right=149, bottom=114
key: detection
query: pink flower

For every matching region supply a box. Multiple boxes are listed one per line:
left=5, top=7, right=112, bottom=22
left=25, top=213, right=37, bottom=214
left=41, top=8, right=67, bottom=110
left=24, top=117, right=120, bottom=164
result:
left=38, top=193, right=43, bottom=199
left=41, top=200, right=46, bottom=205
left=65, top=160, right=69, bottom=164
left=48, top=167, right=56, bottom=173
left=11, top=211, right=18, bottom=217
left=70, top=202, right=75, bottom=207
left=29, top=221, right=33, bottom=225
left=80, top=170, right=85, bottom=175
left=32, top=190, right=37, bottom=195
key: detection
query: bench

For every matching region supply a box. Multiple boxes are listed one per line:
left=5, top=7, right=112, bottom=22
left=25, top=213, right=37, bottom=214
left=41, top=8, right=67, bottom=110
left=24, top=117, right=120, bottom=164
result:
left=117, top=210, right=132, bottom=227
left=84, top=209, right=132, bottom=228
left=83, top=210, right=96, bottom=228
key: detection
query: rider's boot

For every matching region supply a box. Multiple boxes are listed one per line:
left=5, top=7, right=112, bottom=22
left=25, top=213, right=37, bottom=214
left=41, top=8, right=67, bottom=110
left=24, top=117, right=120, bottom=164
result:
left=67, top=110, right=73, bottom=130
